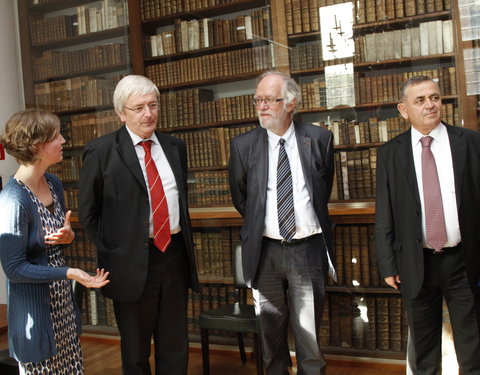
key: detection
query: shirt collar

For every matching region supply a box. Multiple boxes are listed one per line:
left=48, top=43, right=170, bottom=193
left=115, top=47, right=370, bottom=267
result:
left=267, top=121, right=295, bottom=149
left=125, top=125, right=160, bottom=146
left=411, top=122, right=447, bottom=146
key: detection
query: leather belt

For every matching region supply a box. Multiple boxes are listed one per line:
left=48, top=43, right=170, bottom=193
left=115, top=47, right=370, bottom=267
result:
left=423, top=242, right=461, bottom=255
left=264, top=234, right=322, bottom=247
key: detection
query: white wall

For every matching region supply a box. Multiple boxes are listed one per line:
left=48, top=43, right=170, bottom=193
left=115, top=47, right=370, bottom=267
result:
left=0, top=1, right=23, bottom=304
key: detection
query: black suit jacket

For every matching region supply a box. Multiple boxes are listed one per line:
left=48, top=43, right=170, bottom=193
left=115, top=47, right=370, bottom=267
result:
left=376, top=123, right=480, bottom=299
left=78, top=126, right=199, bottom=301
left=228, top=122, right=335, bottom=288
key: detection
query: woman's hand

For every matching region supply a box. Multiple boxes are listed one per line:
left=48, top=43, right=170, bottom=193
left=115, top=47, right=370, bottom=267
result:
left=67, top=268, right=110, bottom=289
left=45, top=210, right=75, bottom=245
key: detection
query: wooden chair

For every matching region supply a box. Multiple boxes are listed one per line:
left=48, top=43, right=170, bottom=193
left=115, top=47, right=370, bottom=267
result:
left=199, top=244, right=263, bottom=375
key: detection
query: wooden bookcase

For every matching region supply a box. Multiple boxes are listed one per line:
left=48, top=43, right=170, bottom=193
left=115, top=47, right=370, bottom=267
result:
left=16, top=0, right=479, bottom=361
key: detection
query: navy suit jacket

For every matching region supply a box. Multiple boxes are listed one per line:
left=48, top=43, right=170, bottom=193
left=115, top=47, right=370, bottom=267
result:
left=79, top=126, right=199, bottom=301
left=228, top=122, right=335, bottom=288
left=376, top=123, right=480, bottom=299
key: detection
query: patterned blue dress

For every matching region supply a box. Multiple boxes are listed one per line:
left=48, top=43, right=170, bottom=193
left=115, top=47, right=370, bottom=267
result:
left=18, top=180, right=84, bottom=375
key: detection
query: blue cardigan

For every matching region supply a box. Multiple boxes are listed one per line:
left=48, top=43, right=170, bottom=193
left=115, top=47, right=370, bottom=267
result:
left=0, top=173, right=81, bottom=363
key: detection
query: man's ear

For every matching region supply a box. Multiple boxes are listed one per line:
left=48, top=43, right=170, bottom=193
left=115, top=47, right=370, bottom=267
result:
left=286, top=98, right=297, bottom=113
left=397, top=102, right=408, bottom=120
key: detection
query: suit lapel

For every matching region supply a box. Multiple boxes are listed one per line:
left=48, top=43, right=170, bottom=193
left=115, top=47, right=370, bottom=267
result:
left=446, top=125, right=466, bottom=210
left=255, top=129, right=269, bottom=205
left=115, top=126, right=148, bottom=192
left=396, top=129, right=421, bottom=207
left=295, top=123, right=314, bottom=199
left=157, top=131, right=184, bottom=198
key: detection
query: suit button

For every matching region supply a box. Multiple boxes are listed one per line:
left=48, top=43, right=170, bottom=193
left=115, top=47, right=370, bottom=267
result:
left=145, top=242, right=149, bottom=248
left=417, top=239, right=422, bottom=244
left=415, top=211, right=419, bottom=216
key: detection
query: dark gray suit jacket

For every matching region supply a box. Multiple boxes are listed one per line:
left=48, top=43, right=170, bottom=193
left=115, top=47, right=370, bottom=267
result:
left=78, top=126, right=199, bottom=301
left=376, top=123, right=480, bottom=299
left=228, top=122, right=335, bottom=288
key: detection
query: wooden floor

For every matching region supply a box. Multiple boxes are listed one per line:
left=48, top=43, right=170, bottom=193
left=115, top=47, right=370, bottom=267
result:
left=1, top=332, right=406, bottom=374
left=80, top=336, right=406, bottom=375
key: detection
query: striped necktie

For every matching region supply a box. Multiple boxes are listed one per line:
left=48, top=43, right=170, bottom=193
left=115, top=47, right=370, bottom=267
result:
left=277, top=138, right=296, bottom=242
left=141, top=140, right=171, bottom=252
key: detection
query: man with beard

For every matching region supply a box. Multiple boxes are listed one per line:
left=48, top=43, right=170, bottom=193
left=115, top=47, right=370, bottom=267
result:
left=228, top=71, right=335, bottom=375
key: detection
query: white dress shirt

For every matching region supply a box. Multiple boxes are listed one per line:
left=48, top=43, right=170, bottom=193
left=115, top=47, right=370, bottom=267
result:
left=126, top=126, right=181, bottom=235
left=411, top=123, right=461, bottom=248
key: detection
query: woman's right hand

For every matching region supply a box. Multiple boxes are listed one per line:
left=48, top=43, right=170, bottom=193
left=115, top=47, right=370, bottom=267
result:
left=67, top=268, right=110, bottom=289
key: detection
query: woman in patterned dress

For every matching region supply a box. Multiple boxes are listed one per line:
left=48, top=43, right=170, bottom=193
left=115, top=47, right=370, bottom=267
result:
left=0, top=109, right=109, bottom=374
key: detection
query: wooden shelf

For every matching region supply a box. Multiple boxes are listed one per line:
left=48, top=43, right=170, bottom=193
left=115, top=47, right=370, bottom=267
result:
left=156, top=71, right=262, bottom=91
left=29, top=0, right=95, bottom=14
left=33, top=63, right=131, bottom=84
left=158, top=118, right=259, bottom=133
left=31, top=27, right=128, bottom=51
left=145, top=39, right=268, bottom=64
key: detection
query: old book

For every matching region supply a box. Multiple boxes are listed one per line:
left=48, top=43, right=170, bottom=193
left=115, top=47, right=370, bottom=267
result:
left=338, top=294, right=353, bottom=348
left=334, top=226, right=344, bottom=285
left=419, top=22, right=430, bottom=56
left=404, top=0, right=416, bottom=16
left=401, top=28, right=412, bottom=58
left=365, top=296, right=377, bottom=349
left=352, top=295, right=366, bottom=348
left=343, top=226, right=353, bottom=285
left=350, top=225, right=362, bottom=285
left=442, top=20, right=453, bottom=53
left=359, top=225, right=371, bottom=286
left=389, top=296, right=403, bottom=351
left=376, top=296, right=390, bottom=350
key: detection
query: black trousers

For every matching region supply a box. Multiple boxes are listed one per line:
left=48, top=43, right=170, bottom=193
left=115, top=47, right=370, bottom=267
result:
left=113, top=234, right=190, bottom=375
left=404, top=246, right=480, bottom=375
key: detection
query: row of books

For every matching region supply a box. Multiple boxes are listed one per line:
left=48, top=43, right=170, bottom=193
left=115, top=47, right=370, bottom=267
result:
left=64, top=110, right=123, bottom=148
left=156, top=90, right=256, bottom=129
left=357, top=0, right=451, bottom=25
left=76, top=1, right=129, bottom=35
left=48, top=156, right=82, bottom=183
left=193, top=227, right=240, bottom=277
left=28, top=1, right=128, bottom=45
left=322, top=293, right=407, bottom=351
left=172, top=124, right=256, bottom=168
left=331, top=224, right=382, bottom=288
left=32, top=43, right=127, bottom=81
left=357, top=20, right=453, bottom=63
left=332, top=148, right=377, bottom=200
left=355, top=67, right=456, bottom=105
left=328, top=117, right=410, bottom=146
left=147, top=8, right=270, bottom=57
left=34, top=75, right=123, bottom=111
left=145, top=45, right=273, bottom=87
left=79, top=282, right=407, bottom=353
left=300, top=79, right=327, bottom=109
left=140, top=0, right=245, bottom=20
left=64, top=228, right=97, bottom=273
left=285, top=0, right=452, bottom=35
left=188, top=170, right=233, bottom=207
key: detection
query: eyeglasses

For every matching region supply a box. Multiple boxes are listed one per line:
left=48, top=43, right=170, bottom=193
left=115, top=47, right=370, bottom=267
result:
left=252, top=97, right=285, bottom=107
left=124, top=102, right=159, bottom=114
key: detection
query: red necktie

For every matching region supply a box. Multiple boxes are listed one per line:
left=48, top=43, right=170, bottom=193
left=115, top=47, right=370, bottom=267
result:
left=141, top=141, right=171, bottom=252
left=420, top=136, right=447, bottom=252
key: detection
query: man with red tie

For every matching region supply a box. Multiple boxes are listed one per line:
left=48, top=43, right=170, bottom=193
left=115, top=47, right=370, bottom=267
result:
left=375, top=76, right=480, bottom=373
left=79, top=75, right=199, bottom=375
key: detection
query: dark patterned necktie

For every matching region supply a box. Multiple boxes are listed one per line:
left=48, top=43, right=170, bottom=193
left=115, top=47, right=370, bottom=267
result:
left=277, top=138, right=296, bottom=242
left=420, top=136, right=447, bottom=252
left=141, top=140, right=171, bottom=252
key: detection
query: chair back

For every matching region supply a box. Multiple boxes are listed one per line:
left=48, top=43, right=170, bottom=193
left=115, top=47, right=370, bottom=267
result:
left=233, top=243, right=247, bottom=288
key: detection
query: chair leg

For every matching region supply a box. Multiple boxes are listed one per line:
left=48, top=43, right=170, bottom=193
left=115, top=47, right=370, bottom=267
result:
left=253, top=333, right=263, bottom=375
left=237, top=332, right=247, bottom=363
left=200, top=328, right=210, bottom=375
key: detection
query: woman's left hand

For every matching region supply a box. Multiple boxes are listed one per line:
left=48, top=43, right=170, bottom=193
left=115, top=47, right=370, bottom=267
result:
left=45, top=210, right=75, bottom=245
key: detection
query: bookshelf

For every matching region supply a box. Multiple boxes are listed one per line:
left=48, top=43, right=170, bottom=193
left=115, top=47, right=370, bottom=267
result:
left=16, top=0, right=480, bottom=362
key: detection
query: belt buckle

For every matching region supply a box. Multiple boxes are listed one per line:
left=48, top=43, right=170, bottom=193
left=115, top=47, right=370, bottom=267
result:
left=280, top=239, right=289, bottom=245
